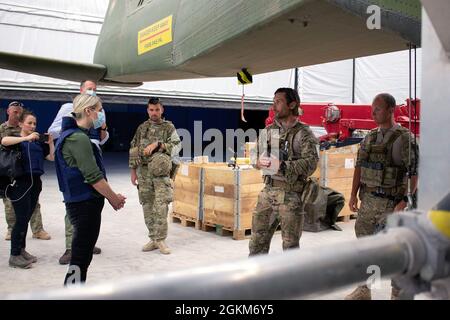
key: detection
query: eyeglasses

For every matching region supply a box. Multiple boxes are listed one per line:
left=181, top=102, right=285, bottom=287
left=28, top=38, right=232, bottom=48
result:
left=148, top=97, right=160, bottom=105
left=8, top=101, right=24, bottom=108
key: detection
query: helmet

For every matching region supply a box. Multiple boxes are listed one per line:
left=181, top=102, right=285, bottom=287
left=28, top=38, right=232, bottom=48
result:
left=149, top=152, right=172, bottom=177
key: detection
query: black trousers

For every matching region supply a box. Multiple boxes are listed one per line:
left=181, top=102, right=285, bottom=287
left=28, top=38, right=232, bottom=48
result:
left=64, top=197, right=104, bottom=285
left=10, top=175, right=42, bottom=256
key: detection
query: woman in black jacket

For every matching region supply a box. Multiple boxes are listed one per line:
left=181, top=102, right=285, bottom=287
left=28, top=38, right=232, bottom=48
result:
left=1, top=110, right=54, bottom=269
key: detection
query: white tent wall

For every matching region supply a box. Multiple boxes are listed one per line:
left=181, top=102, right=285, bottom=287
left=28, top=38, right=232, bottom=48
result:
left=299, top=59, right=353, bottom=103
left=300, top=50, right=422, bottom=104
left=0, top=0, right=421, bottom=105
left=354, top=50, right=422, bottom=104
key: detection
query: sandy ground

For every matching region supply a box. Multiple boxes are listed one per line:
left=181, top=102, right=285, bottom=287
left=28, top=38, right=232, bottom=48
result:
left=0, top=153, right=392, bottom=299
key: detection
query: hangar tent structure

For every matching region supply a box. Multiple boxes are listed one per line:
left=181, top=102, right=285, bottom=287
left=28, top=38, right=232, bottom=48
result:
left=2, top=1, right=450, bottom=301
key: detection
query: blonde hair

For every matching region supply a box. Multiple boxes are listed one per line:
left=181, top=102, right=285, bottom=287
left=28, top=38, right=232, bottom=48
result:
left=72, top=94, right=101, bottom=118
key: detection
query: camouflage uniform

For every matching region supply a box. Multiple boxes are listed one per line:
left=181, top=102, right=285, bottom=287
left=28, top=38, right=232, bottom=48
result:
left=249, top=119, right=319, bottom=255
left=0, top=122, right=45, bottom=233
left=345, top=124, right=419, bottom=300
left=129, top=119, right=181, bottom=242
left=355, top=124, right=419, bottom=237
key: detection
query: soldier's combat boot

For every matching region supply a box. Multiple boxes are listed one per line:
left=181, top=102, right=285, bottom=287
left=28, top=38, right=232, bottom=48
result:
left=142, top=241, right=158, bottom=252
left=21, top=249, right=37, bottom=263
left=9, top=255, right=32, bottom=269
left=391, top=287, right=401, bottom=300
left=59, top=249, right=72, bottom=265
left=32, top=230, right=51, bottom=240
left=344, top=285, right=372, bottom=300
left=5, top=229, right=11, bottom=241
left=93, top=246, right=101, bottom=254
left=157, top=240, right=171, bottom=255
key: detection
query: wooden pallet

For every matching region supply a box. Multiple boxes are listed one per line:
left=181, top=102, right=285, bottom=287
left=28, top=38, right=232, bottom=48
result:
left=313, top=144, right=359, bottom=223
left=171, top=212, right=201, bottom=230
left=201, top=222, right=252, bottom=240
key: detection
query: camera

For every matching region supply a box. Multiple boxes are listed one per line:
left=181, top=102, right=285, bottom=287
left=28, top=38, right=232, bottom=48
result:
left=38, top=134, right=49, bottom=143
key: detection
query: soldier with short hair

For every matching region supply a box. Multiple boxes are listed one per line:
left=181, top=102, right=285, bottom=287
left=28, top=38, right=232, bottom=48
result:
left=0, top=101, right=51, bottom=241
left=249, top=87, right=319, bottom=255
left=345, top=93, right=419, bottom=300
left=129, top=97, right=181, bottom=254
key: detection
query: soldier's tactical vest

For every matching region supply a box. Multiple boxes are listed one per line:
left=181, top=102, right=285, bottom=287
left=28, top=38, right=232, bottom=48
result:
left=138, top=120, right=173, bottom=165
left=265, top=122, right=306, bottom=191
left=359, top=126, right=408, bottom=193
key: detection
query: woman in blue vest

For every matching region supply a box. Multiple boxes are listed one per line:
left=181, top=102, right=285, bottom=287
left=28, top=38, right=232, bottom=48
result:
left=1, top=110, right=54, bottom=269
left=55, top=93, right=126, bottom=285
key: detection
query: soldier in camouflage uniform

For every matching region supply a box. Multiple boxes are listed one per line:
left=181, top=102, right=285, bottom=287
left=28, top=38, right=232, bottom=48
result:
left=0, top=101, right=51, bottom=241
left=249, top=88, right=319, bottom=255
left=345, top=93, right=419, bottom=300
left=129, top=97, right=181, bottom=255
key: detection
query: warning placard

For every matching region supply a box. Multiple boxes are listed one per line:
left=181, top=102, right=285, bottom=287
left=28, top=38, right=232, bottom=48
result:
left=138, top=15, right=173, bottom=55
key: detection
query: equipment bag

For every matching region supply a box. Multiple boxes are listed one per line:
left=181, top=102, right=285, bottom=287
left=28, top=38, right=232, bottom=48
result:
left=0, top=145, right=24, bottom=178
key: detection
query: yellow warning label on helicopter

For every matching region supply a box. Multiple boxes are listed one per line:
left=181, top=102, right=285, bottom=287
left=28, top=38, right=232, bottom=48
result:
left=138, top=15, right=173, bottom=55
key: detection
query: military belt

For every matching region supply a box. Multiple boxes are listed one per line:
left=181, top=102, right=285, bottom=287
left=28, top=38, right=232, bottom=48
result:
left=363, top=186, right=402, bottom=201
left=370, top=192, right=399, bottom=201
left=265, top=176, right=304, bottom=192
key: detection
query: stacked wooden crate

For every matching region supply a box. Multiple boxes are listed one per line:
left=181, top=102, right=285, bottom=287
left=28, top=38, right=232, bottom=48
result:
left=202, top=166, right=263, bottom=239
left=313, top=144, right=359, bottom=221
left=172, top=163, right=203, bottom=229
left=172, top=144, right=358, bottom=238
left=172, top=162, right=264, bottom=240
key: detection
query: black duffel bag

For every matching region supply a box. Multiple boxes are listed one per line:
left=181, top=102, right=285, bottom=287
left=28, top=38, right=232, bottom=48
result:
left=0, top=144, right=24, bottom=179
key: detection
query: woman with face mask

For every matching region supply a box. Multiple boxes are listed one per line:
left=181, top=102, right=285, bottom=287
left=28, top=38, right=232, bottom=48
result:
left=1, top=110, right=54, bottom=269
left=54, top=93, right=126, bottom=285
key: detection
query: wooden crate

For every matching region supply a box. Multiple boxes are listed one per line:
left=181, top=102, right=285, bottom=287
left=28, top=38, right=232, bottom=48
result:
left=314, top=144, right=359, bottom=220
left=202, top=166, right=264, bottom=239
left=172, top=162, right=230, bottom=229
left=172, top=163, right=203, bottom=228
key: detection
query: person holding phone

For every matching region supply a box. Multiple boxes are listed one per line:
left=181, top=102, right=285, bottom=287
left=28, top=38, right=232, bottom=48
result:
left=0, top=101, right=51, bottom=241
left=1, top=109, right=54, bottom=269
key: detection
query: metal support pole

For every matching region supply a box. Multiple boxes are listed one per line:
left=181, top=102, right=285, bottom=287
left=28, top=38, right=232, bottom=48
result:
left=352, top=58, right=356, bottom=103
left=4, top=227, right=425, bottom=300
left=294, top=67, right=299, bottom=92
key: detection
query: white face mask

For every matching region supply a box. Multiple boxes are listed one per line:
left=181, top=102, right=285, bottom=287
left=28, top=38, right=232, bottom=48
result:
left=86, top=89, right=97, bottom=97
